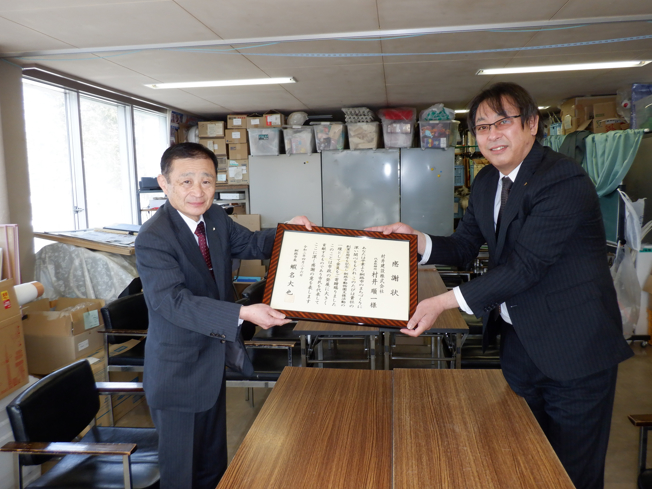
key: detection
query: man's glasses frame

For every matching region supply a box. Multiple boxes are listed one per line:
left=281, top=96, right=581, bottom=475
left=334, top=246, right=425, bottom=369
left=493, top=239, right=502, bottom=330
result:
left=474, top=115, right=521, bottom=135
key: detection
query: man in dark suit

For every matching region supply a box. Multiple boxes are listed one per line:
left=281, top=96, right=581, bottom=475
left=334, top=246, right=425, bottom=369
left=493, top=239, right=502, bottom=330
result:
left=369, top=82, right=633, bottom=489
left=135, top=143, right=313, bottom=489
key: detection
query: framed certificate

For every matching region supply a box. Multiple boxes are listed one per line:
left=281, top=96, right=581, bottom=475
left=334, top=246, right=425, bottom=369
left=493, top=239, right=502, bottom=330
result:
left=263, top=224, right=418, bottom=328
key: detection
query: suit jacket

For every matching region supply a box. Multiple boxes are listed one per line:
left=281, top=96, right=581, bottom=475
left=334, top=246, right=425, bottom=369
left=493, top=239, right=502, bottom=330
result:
left=135, top=203, right=276, bottom=412
left=426, top=141, right=632, bottom=381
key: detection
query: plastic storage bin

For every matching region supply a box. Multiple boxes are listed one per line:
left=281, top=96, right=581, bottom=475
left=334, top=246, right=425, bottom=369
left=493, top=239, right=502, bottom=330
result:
left=382, top=121, right=415, bottom=148
left=419, top=120, right=460, bottom=149
left=454, top=165, right=464, bottom=186
left=347, top=122, right=380, bottom=150
left=283, top=127, right=315, bottom=154
left=248, top=128, right=282, bottom=155
left=313, top=123, right=346, bottom=152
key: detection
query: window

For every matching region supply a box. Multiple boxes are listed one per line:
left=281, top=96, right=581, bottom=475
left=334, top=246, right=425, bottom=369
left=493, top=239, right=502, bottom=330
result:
left=22, top=77, right=169, bottom=241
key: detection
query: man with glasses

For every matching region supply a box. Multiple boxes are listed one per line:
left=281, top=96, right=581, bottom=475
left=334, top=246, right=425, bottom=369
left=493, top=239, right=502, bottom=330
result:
left=369, top=82, right=632, bottom=489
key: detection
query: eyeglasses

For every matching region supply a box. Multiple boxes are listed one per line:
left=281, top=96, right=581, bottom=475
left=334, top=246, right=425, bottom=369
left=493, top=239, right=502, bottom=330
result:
left=474, top=115, right=521, bottom=134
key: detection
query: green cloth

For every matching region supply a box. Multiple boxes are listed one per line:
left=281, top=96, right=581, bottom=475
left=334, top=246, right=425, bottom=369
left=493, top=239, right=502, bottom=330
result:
left=583, top=130, right=645, bottom=197
left=542, top=135, right=565, bottom=152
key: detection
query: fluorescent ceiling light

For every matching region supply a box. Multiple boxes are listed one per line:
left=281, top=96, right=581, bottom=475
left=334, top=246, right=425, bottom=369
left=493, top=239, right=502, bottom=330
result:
left=456, top=106, right=548, bottom=113
left=145, top=77, right=296, bottom=89
left=477, top=61, right=650, bottom=75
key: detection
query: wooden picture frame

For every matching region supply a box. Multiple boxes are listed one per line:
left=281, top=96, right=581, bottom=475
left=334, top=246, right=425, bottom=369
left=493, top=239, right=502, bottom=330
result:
left=264, top=224, right=418, bottom=328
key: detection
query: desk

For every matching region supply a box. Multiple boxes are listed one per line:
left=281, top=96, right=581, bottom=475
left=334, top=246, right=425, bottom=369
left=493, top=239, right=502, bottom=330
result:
left=381, top=267, right=469, bottom=369
left=218, top=367, right=574, bottom=489
left=292, top=321, right=380, bottom=369
left=34, top=231, right=135, bottom=255
left=218, top=368, right=392, bottom=489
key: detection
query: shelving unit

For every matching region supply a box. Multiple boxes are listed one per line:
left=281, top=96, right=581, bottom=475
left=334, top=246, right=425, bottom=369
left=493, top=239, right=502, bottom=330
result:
left=137, top=185, right=250, bottom=224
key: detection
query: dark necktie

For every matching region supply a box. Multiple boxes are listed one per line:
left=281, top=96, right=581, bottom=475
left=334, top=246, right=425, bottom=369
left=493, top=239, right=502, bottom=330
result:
left=194, top=221, right=214, bottom=279
left=496, top=177, right=513, bottom=235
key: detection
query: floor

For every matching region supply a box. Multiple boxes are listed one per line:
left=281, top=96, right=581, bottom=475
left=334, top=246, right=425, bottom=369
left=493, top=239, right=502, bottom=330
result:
left=118, top=341, right=652, bottom=488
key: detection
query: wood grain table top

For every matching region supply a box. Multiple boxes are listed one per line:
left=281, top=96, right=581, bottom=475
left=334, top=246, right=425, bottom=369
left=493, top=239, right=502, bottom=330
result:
left=294, top=268, right=468, bottom=334
left=218, top=367, right=573, bottom=489
left=393, top=369, right=574, bottom=489
left=217, top=367, right=393, bottom=489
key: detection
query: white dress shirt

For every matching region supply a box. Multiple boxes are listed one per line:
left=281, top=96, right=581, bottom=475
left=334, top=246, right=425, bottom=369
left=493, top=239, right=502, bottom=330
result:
left=421, top=164, right=522, bottom=323
left=176, top=210, right=244, bottom=326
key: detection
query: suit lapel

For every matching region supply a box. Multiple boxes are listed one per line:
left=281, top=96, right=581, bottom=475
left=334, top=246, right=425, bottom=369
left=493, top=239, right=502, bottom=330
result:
left=166, top=204, right=219, bottom=291
left=204, top=211, right=226, bottom=292
left=494, top=142, right=543, bottom=257
left=479, top=167, right=500, bottom=250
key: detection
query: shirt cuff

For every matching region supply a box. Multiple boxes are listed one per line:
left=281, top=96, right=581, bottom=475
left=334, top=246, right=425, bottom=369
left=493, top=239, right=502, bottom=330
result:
left=453, top=286, right=474, bottom=315
left=418, top=234, right=433, bottom=265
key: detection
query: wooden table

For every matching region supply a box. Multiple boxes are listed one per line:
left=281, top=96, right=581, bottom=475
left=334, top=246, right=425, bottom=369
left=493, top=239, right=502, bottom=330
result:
left=218, top=367, right=574, bottom=489
left=293, top=268, right=469, bottom=370
left=393, top=369, right=573, bottom=488
left=218, top=368, right=392, bottom=489
left=34, top=231, right=135, bottom=255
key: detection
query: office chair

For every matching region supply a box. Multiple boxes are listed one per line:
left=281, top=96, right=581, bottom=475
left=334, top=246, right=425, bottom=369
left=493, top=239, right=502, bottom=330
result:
left=227, top=279, right=299, bottom=406
left=629, top=414, right=652, bottom=488
left=1, top=360, right=159, bottom=489
left=100, top=292, right=148, bottom=374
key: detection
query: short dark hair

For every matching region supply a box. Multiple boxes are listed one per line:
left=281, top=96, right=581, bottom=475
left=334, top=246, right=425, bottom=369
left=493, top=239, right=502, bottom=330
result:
left=467, top=82, right=544, bottom=140
left=160, top=143, right=218, bottom=180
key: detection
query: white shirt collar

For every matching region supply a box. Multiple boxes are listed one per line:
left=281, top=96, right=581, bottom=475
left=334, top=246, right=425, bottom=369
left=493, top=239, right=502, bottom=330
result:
left=176, top=209, right=205, bottom=234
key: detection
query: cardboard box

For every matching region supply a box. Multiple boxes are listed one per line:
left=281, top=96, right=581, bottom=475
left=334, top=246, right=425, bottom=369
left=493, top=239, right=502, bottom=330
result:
left=198, top=121, right=224, bottom=138
left=228, top=143, right=249, bottom=160
left=263, top=112, right=285, bottom=127
left=0, top=278, right=28, bottom=400
left=227, top=159, right=249, bottom=184
left=217, top=157, right=228, bottom=170
left=594, top=118, right=629, bottom=133
left=22, top=297, right=105, bottom=375
left=246, top=115, right=265, bottom=129
left=230, top=214, right=261, bottom=232
left=560, top=95, right=617, bottom=134
left=225, top=129, right=247, bottom=144
left=217, top=170, right=228, bottom=184
left=593, top=102, right=617, bottom=120
left=227, top=115, right=247, bottom=129
left=199, top=138, right=227, bottom=156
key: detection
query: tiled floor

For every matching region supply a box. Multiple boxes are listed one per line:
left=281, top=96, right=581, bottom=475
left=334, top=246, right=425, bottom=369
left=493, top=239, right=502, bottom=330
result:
left=120, top=342, right=652, bottom=488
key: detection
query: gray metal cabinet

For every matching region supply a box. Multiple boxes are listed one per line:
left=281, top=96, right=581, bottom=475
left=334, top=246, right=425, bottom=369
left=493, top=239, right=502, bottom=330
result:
left=400, top=148, right=454, bottom=236
left=249, top=154, right=323, bottom=228
left=321, top=149, right=400, bottom=229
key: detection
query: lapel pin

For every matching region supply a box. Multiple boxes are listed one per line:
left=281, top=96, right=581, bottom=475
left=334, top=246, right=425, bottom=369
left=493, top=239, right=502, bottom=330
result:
left=524, top=182, right=528, bottom=186
left=213, top=227, right=215, bottom=231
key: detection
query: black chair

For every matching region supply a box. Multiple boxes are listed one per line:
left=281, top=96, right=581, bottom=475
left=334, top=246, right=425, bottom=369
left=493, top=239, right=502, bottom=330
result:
left=226, top=279, right=299, bottom=406
left=1, top=360, right=159, bottom=489
left=629, top=414, right=652, bottom=488
left=100, top=292, right=148, bottom=374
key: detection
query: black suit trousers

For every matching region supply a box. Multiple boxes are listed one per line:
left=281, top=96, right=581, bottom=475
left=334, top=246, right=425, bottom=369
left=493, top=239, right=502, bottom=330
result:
left=500, top=321, right=618, bottom=489
left=150, top=375, right=228, bottom=489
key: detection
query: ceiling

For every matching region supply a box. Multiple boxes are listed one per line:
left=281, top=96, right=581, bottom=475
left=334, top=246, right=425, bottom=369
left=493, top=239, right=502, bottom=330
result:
left=1, top=0, right=651, bottom=118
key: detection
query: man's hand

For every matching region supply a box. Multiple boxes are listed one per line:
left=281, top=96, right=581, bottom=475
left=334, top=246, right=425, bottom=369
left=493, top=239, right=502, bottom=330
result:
left=287, top=215, right=316, bottom=230
left=239, top=304, right=291, bottom=329
left=365, top=222, right=427, bottom=255
left=401, top=290, right=459, bottom=337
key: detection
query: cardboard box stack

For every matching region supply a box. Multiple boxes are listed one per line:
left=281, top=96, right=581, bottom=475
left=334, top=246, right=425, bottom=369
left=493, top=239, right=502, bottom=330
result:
left=21, top=297, right=105, bottom=375
left=227, top=114, right=250, bottom=164
left=0, top=278, right=28, bottom=400
left=199, top=121, right=226, bottom=157
left=559, top=96, right=629, bottom=134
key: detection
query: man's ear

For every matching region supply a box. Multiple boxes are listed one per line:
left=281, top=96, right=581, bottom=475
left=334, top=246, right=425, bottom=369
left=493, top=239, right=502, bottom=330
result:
left=529, top=114, right=540, bottom=136
left=157, top=174, right=169, bottom=195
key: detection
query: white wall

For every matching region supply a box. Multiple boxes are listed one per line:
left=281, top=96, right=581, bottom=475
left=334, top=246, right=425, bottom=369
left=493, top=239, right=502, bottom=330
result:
left=0, top=60, right=35, bottom=282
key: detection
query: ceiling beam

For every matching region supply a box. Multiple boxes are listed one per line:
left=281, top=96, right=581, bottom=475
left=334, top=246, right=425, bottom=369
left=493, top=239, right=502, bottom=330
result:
left=3, top=14, right=652, bottom=58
